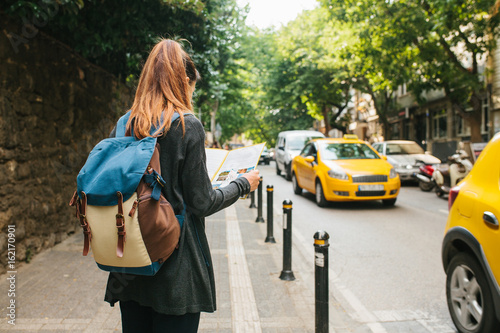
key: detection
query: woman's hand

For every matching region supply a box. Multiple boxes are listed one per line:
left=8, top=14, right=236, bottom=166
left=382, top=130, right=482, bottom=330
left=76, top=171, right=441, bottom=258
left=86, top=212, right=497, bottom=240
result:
left=242, top=170, right=261, bottom=192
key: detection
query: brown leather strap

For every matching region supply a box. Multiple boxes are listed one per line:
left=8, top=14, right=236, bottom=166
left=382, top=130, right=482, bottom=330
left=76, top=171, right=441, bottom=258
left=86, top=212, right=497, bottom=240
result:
left=116, top=192, right=126, bottom=258
left=129, top=199, right=138, bottom=217
left=79, top=192, right=91, bottom=256
left=69, top=191, right=79, bottom=218
left=69, top=191, right=78, bottom=206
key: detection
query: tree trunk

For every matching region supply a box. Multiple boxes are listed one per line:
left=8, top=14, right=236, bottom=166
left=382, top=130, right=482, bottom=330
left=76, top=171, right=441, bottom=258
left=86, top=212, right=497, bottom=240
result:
left=207, top=99, right=219, bottom=147
left=210, top=99, right=219, bottom=136
left=382, top=118, right=390, bottom=140
left=322, top=105, right=331, bottom=137
left=468, top=93, right=483, bottom=143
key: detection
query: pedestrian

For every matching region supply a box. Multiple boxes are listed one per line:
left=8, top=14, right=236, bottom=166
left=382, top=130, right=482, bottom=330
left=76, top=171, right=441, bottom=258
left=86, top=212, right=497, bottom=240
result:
left=104, top=38, right=260, bottom=332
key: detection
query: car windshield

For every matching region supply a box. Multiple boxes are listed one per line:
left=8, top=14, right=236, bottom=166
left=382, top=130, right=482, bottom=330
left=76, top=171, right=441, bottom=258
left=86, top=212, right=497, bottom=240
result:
left=385, top=143, right=424, bottom=155
left=287, top=135, right=324, bottom=150
left=320, top=143, right=380, bottom=160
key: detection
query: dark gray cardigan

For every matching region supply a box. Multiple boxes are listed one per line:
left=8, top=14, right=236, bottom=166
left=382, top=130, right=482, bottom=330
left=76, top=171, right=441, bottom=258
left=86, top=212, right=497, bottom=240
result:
left=104, top=114, right=251, bottom=315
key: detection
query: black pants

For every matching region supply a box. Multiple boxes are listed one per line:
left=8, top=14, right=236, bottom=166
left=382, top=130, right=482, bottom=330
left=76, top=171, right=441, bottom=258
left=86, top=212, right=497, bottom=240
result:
left=119, top=300, right=201, bottom=333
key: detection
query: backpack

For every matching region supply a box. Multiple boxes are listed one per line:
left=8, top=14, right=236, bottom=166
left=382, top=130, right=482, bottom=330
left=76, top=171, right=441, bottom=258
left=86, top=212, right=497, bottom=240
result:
left=69, top=111, right=182, bottom=276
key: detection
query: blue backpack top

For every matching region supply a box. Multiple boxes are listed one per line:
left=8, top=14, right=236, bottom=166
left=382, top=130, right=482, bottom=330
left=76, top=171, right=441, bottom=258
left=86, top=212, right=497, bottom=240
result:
left=76, top=111, right=179, bottom=206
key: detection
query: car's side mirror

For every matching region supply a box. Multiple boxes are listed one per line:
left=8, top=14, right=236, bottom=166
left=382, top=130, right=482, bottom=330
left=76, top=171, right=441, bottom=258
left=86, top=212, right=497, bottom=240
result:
left=381, top=155, right=387, bottom=160
left=304, top=156, right=315, bottom=163
left=278, top=146, right=284, bottom=151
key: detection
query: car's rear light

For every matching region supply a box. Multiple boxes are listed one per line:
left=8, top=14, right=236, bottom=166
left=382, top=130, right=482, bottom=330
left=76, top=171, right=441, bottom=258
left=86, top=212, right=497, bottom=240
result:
left=448, top=186, right=460, bottom=210
left=419, top=164, right=434, bottom=177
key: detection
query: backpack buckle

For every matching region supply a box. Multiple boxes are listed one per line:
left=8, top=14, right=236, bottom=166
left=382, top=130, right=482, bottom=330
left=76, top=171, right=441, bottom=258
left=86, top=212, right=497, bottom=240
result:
left=156, top=175, right=164, bottom=187
left=115, top=214, right=125, bottom=228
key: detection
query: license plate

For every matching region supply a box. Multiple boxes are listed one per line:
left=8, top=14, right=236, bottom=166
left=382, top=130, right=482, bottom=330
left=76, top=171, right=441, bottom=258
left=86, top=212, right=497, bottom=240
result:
left=358, top=184, right=384, bottom=191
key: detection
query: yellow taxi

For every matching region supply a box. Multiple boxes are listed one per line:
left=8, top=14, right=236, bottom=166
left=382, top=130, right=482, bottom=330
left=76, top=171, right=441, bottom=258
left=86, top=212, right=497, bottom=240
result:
left=442, top=132, right=500, bottom=333
left=291, top=135, right=400, bottom=207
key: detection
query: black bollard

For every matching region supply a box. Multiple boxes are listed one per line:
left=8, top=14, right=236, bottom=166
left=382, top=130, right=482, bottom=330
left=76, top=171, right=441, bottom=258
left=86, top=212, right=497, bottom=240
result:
left=265, top=185, right=276, bottom=243
left=249, top=191, right=256, bottom=208
left=279, top=199, right=295, bottom=281
left=255, top=177, right=264, bottom=223
left=314, top=230, right=330, bottom=333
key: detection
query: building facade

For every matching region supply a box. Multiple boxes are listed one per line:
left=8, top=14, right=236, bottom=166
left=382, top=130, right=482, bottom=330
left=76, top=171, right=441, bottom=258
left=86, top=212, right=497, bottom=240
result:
left=345, top=44, right=500, bottom=162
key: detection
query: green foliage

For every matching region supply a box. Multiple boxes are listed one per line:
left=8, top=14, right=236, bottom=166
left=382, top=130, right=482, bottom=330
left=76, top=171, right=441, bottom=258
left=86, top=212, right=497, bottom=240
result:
left=274, top=8, right=354, bottom=133
left=194, top=0, right=248, bottom=133
left=2, top=0, right=84, bottom=18
left=5, top=0, right=499, bottom=143
left=3, top=0, right=212, bottom=83
left=321, top=0, right=500, bottom=141
left=239, top=28, right=320, bottom=146
left=2, top=0, right=254, bottom=141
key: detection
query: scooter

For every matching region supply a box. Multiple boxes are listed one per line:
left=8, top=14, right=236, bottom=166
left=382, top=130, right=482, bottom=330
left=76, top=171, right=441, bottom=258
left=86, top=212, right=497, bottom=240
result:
left=415, top=163, right=437, bottom=192
left=432, top=150, right=473, bottom=197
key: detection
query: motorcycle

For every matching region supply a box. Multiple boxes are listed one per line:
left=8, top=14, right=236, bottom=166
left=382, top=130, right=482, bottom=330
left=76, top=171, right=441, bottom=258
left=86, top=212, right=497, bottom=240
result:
left=415, top=163, right=438, bottom=192
left=432, top=150, right=473, bottom=197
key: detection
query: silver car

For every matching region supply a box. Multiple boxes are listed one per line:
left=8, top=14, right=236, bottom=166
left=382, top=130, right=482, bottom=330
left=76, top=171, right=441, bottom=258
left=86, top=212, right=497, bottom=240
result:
left=275, top=130, right=325, bottom=180
left=371, top=140, right=441, bottom=182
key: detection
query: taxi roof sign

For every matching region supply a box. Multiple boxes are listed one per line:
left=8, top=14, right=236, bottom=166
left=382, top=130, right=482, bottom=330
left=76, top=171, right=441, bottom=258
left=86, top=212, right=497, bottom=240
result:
left=343, top=134, right=359, bottom=140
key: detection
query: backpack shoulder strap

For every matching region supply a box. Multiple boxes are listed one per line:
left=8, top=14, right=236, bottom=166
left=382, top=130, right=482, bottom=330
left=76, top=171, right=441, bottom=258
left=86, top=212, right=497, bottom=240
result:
left=115, top=111, right=132, bottom=137
left=116, top=111, right=181, bottom=138
left=171, top=112, right=180, bottom=123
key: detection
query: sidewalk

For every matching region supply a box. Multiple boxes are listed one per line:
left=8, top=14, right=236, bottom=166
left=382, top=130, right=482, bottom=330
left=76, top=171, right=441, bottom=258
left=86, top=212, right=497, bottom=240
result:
left=0, top=199, right=356, bottom=332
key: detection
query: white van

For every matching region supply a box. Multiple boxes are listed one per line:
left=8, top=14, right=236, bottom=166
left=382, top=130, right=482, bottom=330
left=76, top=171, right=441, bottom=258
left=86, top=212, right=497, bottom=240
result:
left=275, top=130, right=325, bottom=180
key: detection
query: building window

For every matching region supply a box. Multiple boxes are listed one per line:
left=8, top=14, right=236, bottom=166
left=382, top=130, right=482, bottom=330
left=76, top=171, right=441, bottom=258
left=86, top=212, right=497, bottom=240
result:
left=391, top=122, right=399, bottom=139
left=482, top=97, right=489, bottom=134
left=494, top=111, right=500, bottom=134
left=433, top=108, right=447, bottom=139
left=397, top=83, right=407, bottom=97
left=455, top=110, right=471, bottom=137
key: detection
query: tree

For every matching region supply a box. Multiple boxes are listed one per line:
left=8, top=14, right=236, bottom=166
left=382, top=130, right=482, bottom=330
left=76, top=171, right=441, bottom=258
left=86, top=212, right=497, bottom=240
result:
left=249, top=27, right=322, bottom=144
left=321, top=0, right=500, bottom=142
left=275, top=8, right=355, bottom=136
left=2, top=0, right=206, bottom=80
left=336, top=11, right=415, bottom=139
left=192, top=0, right=248, bottom=140
left=2, top=0, right=254, bottom=137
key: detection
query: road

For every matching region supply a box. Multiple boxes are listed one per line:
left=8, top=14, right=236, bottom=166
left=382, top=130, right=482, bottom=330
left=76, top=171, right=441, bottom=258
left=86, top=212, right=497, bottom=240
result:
left=258, top=161, right=456, bottom=332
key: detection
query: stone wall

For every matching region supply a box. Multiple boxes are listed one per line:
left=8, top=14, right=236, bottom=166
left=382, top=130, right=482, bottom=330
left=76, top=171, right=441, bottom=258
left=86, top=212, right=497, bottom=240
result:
left=0, top=15, right=133, bottom=274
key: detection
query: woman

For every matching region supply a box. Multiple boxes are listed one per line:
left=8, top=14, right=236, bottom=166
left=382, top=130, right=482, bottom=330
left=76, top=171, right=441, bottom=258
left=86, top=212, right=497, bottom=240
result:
left=104, top=39, right=260, bottom=332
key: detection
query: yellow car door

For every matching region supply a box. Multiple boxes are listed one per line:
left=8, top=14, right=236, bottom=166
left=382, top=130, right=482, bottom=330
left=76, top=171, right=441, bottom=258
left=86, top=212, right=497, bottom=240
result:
left=295, top=143, right=316, bottom=192
left=476, top=146, right=500, bottom=285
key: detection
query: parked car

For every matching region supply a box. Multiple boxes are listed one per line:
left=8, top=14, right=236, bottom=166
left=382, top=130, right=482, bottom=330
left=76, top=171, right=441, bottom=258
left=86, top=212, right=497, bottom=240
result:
left=442, top=132, right=500, bottom=333
left=269, top=148, right=276, bottom=161
left=275, top=130, right=325, bottom=180
left=291, top=135, right=400, bottom=207
left=371, top=140, right=441, bottom=182
left=228, top=143, right=244, bottom=150
left=259, top=147, right=271, bottom=165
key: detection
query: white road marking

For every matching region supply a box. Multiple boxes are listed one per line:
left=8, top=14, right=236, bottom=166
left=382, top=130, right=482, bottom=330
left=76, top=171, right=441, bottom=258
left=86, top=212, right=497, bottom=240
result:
left=226, top=206, right=262, bottom=333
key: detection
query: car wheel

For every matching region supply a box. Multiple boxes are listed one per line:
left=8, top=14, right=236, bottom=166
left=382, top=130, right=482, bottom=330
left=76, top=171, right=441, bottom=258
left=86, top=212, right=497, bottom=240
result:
left=315, top=181, right=327, bottom=207
left=292, top=172, right=302, bottom=195
left=382, top=198, right=397, bottom=206
left=446, top=252, right=500, bottom=333
left=418, top=180, right=434, bottom=192
left=285, top=163, right=292, bottom=181
left=276, top=162, right=281, bottom=175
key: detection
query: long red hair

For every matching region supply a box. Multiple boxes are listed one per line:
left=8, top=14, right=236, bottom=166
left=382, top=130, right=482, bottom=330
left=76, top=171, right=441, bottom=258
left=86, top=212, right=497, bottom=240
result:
left=127, top=39, right=200, bottom=139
